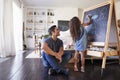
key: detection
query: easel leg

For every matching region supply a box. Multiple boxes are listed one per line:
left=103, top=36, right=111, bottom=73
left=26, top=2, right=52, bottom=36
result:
left=118, top=51, right=120, bottom=65
left=101, top=56, right=107, bottom=77
left=39, top=47, right=41, bottom=57
left=90, top=56, right=94, bottom=64
left=101, top=68, right=105, bottom=77
left=118, top=51, right=120, bottom=64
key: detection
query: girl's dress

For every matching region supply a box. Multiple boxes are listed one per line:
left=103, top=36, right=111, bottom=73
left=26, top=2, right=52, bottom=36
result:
left=74, top=25, right=88, bottom=51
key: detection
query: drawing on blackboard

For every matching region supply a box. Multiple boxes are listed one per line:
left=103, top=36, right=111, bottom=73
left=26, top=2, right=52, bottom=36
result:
left=83, top=4, right=110, bottom=42
left=58, top=20, right=69, bottom=31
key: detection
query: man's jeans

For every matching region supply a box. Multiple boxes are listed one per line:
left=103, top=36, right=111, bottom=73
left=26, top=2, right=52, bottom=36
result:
left=42, top=51, right=72, bottom=73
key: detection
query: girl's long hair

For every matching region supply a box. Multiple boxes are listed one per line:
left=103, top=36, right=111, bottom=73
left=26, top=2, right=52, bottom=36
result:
left=69, top=17, right=81, bottom=42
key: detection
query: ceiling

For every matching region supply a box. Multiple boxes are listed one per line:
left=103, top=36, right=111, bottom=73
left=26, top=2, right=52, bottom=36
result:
left=23, top=0, right=120, bottom=9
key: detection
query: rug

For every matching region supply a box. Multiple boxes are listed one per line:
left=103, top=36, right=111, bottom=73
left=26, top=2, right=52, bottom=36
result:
left=26, top=51, right=42, bottom=58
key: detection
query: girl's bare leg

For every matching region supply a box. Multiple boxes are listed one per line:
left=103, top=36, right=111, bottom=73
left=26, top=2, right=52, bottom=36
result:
left=80, top=50, right=86, bottom=72
left=74, top=50, right=79, bottom=71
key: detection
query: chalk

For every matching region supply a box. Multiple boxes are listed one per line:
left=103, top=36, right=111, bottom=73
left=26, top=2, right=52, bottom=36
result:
left=92, top=15, right=98, bottom=20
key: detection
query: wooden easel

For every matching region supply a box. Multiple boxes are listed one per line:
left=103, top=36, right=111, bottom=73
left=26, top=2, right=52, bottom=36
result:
left=82, top=0, right=120, bottom=76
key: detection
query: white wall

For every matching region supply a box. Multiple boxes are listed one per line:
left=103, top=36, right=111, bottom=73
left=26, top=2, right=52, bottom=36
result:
left=54, top=7, right=78, bottom=25
left=53, top=7, right=78, bottom=46
left=116, top=1, right=120, bottom=20
left=78, top=8, right=84, bottom=20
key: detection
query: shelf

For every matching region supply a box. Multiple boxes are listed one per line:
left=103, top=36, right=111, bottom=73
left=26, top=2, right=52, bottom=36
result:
left=27, top=15, right=34, bottom=17
left=26, top=30, right=33, bottom=32
left=87, top=50, right=118, bottom=57
left=34, top=29, right=45, bottom=31
left=25, top=7, right=55, bottom=49
left=47, top=15, right=54, bottom=17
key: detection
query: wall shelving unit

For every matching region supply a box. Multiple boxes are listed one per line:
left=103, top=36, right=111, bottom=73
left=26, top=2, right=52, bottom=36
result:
left=24, top=7, right=55, bottom=49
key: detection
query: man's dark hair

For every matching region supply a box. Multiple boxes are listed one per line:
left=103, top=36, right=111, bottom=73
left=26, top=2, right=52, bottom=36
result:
left=48, top=25, right=56, bottom=35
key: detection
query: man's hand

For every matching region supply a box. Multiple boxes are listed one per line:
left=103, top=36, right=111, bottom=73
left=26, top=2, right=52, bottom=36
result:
left=54, top=53, right=62, bottom=63
left=58, top=53, right=62, bottom=63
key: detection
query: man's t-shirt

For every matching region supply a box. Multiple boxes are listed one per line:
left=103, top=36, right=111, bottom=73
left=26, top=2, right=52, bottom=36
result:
left=44, top=37, right=63, bottom=52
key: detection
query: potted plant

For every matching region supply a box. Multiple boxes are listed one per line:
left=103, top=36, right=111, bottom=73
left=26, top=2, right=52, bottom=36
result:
left=40, top=34, right=50, bottom=42
left=40, top=34, right=50, bottom=39
left=40, top=34, right=50, bottom=48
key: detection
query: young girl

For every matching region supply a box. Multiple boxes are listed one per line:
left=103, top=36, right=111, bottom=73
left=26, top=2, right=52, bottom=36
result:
left=69, top=16, right=92, bottom=72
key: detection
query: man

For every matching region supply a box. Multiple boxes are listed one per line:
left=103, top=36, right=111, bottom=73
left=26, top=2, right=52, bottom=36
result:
left=42, top=25, right=72, bottom=75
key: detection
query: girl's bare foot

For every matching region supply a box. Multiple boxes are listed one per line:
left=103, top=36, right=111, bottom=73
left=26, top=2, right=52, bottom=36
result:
left=74, top=65, right=78, bottom=71
left=81, top=66, right=85, bottom=72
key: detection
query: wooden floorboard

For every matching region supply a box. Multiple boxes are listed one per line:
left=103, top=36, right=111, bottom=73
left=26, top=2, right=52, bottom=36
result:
left=0, top=50, right=120, bottom=80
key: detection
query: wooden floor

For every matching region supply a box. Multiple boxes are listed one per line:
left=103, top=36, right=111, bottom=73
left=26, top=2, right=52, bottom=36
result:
left=0, top=50, right=120, bottom=80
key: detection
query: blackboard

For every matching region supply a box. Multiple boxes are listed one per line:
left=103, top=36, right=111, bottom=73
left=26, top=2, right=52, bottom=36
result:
left=109, top=9, right=117, bottom=44
left=58, top=20, right=69, bottom=31
left=83, top=4, right=110, bottom=42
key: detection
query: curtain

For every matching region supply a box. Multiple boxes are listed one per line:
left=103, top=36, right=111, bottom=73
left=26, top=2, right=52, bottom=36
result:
left=0, top=0, right=6, bottom=57
left=13, top=0, right=23, bottom=52
left=0, top=0, right=16, bottom=57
